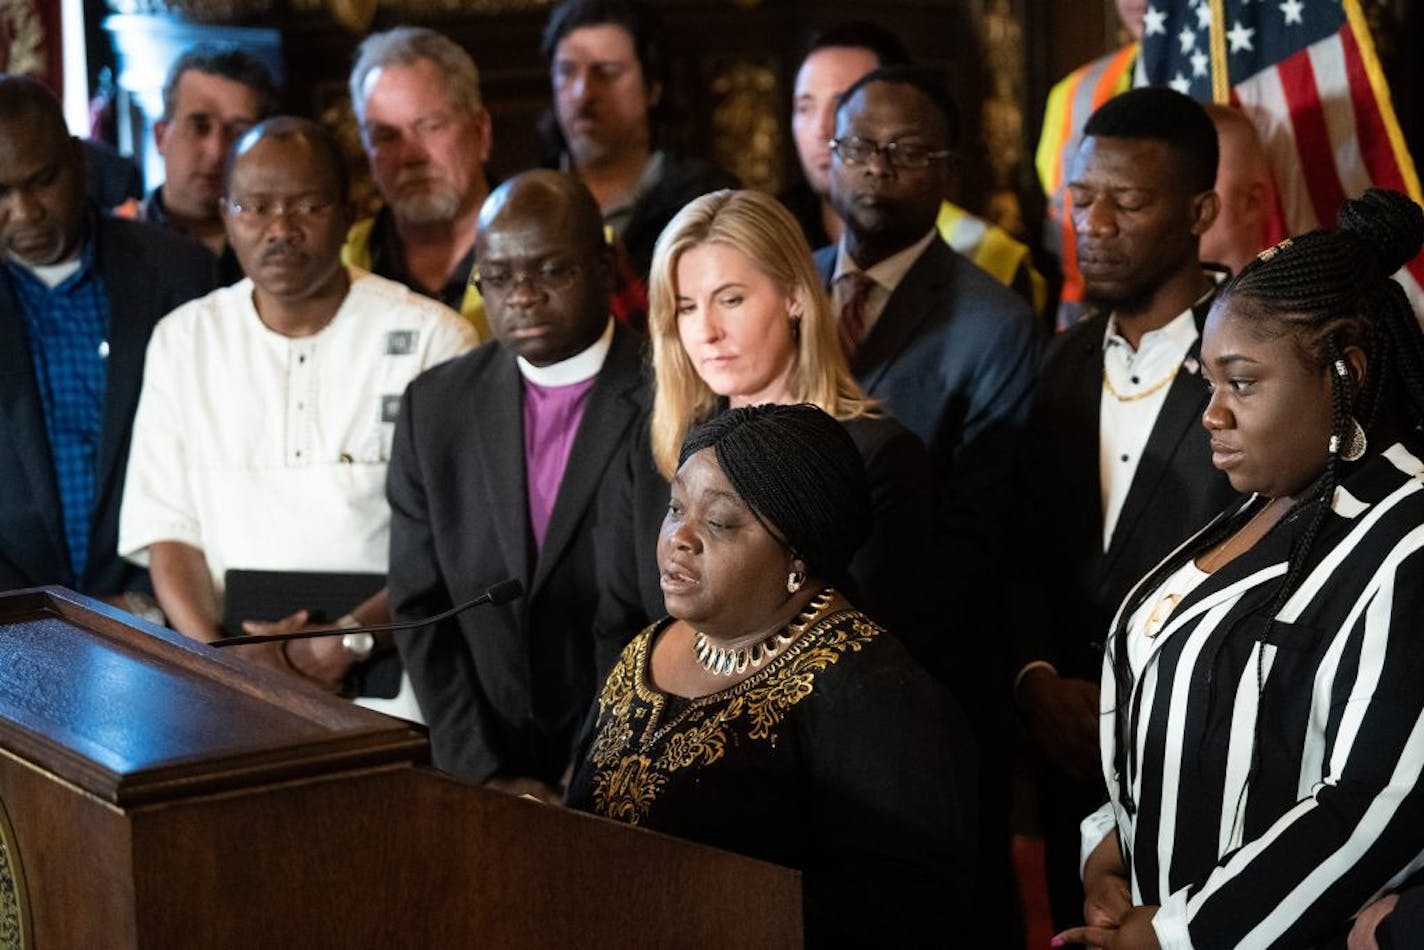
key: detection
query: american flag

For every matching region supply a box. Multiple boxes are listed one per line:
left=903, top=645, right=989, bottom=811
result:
left=1140, top=0, right=1423, bottom=316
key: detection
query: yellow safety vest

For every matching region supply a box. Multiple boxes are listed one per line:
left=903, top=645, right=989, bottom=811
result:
left=937, top=201, right=1048, bottom=318
left=341, top=216, right=490, bottom=340
left=1035, top=44, right=1139, bottom=327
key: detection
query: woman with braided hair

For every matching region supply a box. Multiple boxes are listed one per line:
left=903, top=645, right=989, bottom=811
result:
left=1057, top=189, right=1424, bottom=950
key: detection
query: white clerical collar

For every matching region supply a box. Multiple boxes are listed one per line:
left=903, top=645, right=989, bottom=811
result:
left=832, top=228, right=938, bottom=295
left=516, top=317, right=615, bottom=386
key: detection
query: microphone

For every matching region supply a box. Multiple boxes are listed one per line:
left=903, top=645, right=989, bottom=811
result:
left=209, top=578, right=524, bottom=648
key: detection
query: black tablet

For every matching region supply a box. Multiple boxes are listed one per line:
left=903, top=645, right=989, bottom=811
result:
left=221, top=569, right=384, bottom=635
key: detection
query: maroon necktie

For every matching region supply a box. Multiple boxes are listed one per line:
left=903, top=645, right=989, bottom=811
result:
left=838, top=272, right=874, bottom=362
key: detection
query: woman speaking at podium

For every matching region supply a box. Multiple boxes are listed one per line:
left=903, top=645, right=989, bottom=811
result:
left=568, top=404, right=974, bottom=946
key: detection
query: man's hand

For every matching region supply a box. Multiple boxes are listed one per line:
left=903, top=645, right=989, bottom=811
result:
left=223, top=637, right=298, bottom=677
left=1018, top=667, right=1102, bottom=779
left=1054, top=904, right=1161, bottom=949
left=1349, top=892, right=1399, bottom=950
left=242, top=610, right=352, bottom=693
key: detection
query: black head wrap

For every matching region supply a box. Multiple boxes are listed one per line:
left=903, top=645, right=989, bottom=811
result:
left=678, top=404, right=871, bottom=585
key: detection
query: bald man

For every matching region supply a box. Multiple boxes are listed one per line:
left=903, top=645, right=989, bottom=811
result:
left=1200, top=104, right=1281, bottom=274
left=389, top=170, right=648, bottom=796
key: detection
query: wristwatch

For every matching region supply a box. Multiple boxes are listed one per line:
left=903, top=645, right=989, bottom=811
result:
left=337, top=615, right=374, bottom=661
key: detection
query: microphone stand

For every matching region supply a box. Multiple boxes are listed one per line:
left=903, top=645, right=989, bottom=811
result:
left=209, top=578, right=524, bottom=648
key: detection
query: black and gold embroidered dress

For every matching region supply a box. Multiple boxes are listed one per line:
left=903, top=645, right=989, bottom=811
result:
left=567, top=596, right=975, bottom=945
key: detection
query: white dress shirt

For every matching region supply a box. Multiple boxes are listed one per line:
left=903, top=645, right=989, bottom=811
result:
left=1099, top=308, right=1199, bottom=550
left=830, top=229, right=939, bottom=341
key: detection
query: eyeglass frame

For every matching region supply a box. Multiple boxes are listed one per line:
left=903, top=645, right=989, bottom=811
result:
left=470, top=260, right=584, bottom=297
left=222, top=195, right=340, bottom=224
left=827, top=136, right=955, bottom=171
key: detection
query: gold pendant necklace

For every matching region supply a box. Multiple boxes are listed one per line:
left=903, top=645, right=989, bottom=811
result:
left=692, top=589, right=833, bottom=677
left=1142, top=593, right=1181, bottom=639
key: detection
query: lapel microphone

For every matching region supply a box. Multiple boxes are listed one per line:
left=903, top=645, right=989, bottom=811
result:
left=209, top=578, right=524, bottom=648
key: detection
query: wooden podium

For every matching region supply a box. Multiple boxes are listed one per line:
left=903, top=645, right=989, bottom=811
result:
left=0, top=588, right=802, bottom=949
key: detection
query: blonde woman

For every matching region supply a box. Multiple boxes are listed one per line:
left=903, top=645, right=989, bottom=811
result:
left=592, top=189, right=936, bottom=669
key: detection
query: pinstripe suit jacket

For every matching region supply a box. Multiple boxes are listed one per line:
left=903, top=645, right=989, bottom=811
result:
left=1096, top=439, right=1424, bottom=947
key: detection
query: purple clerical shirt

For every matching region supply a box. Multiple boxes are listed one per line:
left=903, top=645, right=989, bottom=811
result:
left=522, top=375, right=597, bottom=550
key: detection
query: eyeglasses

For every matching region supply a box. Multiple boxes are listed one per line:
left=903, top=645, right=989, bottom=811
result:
left=223, top=196, right=337, bottom=223
left=472, top=262, right=582, bottom=296
left=829, top=136, right=954, bottom=170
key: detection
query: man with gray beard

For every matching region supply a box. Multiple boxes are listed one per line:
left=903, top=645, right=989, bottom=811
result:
left=344, top=26, right=493, bottom=338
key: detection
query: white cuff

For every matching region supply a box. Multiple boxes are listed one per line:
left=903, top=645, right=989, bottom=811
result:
left=1079, top=801, right=1117, bottom=879
left=1151, top=888, right=1194, bottom=949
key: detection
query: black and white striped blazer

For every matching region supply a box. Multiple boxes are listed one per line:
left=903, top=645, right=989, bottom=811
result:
left=1095, top=438, right=1424, bottom=947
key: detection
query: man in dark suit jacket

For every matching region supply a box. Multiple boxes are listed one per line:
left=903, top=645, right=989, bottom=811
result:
left=815, top=66, right=1039, bottom=674
left=0, top=76, right=217, bottom=602
left=1005, top=88, right=1239, bottom=930
left=389, top=170, right=646, bottom=798
left=815, top=64, right=1039, bottom=940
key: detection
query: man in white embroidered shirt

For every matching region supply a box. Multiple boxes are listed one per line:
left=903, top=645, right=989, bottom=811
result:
left=1004, top=88, right=1239, bottom=930
left=118, top=117, right=476, bottom=719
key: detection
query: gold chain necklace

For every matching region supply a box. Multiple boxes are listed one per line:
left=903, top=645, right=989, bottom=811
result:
left=692, top=589, right=833, bottom=677
left=1102, top=361, right=1182, bottom=402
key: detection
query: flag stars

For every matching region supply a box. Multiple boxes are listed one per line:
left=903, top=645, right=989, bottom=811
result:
left=1179, top=25, right=1198, bottom=53
left=1191, top=49, right=1209, bottom=77
left=1169, top=71, right=1193, bottom=94
left=1196, top=3, right=1213, bottom=28
left=1227, top=20, right=1257, bottom=52
left=1144, top=4, right=1167, bottom=36
left=1280, top=0, right=1305, bottom=24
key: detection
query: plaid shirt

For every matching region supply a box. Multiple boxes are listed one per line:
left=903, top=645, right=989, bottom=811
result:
left=7, top=240, right=110, bottom=582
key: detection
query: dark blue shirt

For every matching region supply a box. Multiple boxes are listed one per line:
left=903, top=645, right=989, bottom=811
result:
left=7, top=241, right=110, bottom=581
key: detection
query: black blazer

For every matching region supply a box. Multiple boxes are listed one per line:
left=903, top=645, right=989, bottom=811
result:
left=388, top=325, right=649, bottom=783
left=815, top=239, right=1040, bottom=675
left=0, top=212, right=218, bottom=596
left=1006, top=295, right=1240, bottom=681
